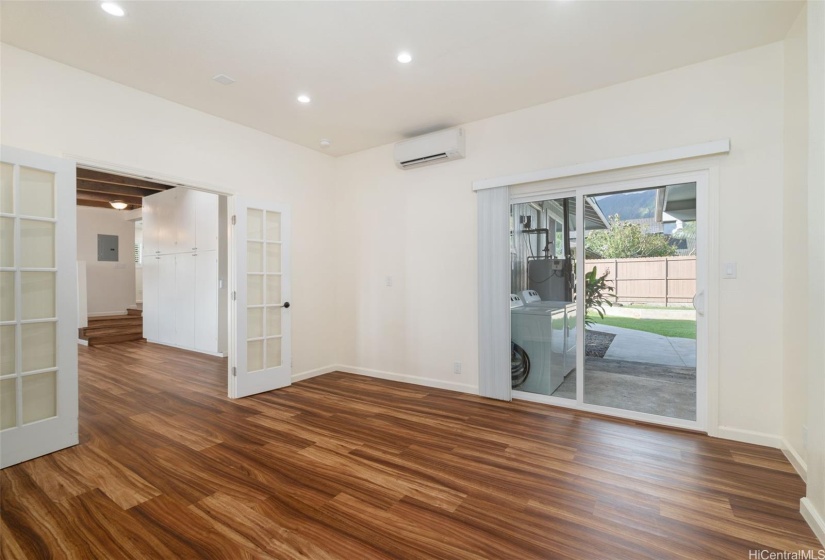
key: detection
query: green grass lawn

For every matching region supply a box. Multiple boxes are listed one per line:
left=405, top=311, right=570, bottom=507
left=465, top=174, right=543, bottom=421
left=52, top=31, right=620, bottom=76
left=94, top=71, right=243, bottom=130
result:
left=587, top=314, right=696, bottom=339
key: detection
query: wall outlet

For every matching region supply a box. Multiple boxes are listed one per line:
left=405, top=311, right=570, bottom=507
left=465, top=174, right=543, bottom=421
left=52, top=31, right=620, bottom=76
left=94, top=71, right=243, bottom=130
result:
left=385, top=275, right=392, bottom=287
left=453, top=361, right=462, bottom=375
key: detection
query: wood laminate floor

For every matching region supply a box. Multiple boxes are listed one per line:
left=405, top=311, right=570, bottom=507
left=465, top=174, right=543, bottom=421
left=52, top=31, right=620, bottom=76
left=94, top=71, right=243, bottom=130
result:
left=1, top=341, right=821, bottom=559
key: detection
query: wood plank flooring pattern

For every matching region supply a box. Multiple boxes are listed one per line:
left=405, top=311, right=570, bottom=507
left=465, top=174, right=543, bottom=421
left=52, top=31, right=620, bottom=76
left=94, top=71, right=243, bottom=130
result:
left=1, top=342, right=821, bottom=559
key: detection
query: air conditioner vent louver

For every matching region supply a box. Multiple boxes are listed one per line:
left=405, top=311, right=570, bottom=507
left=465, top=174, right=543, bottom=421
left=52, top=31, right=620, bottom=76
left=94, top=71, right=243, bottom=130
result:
left=394, top=128, right=465, bottom=170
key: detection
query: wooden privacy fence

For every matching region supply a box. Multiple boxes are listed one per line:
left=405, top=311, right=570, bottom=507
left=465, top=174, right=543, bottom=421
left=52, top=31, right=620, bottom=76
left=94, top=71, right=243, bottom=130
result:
left=584, top=256, right=696, bottom=305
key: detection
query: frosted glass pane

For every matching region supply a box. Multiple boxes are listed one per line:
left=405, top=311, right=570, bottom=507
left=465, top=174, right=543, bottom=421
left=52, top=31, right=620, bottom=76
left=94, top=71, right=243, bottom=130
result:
left=247, top=208, right=263, bottom=240
left=266, top=243, right=281, bottom=273
left=21, top=220, right=54, bottom=268
left=0, top=272, right=14, bottom=321
left=247, top=307, right=263, bottom=339
left=0, top=163, right=13, bottom=214
left=265, top=212, right=281, bottom=242
left=247, top=274, right=263, bottom=306
left=21, top=272, right=55, bottom=320
left=21, top=322, right=56, bottom=373
left=19, top=167, right=54, bottom=219
left=266, top=307, right=281, bottom=336
left=247, top=241, right=263, bottom=272
left=0, top=217, right=13, bottom=267
left=266, top=275, right=281, bottom=305
left=22, top=371, right=56, bottom=424
left=266, top=337, right=281, bottom=368
left=0, top=378, right=16, bottom=430
left=0, top=325, right=15, bottom=375
left=248, top=340, right=264, bottom=372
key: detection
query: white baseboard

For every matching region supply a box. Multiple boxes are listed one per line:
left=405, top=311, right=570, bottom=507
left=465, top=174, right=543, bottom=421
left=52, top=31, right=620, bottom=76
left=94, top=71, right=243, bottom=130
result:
left=801, top=497, right=825, bottom=548
left=87, top=311, right=129, bottom=317
left=714, top=426, right=782, bottom=449
left=781, top=438, right=808, bottom=481
left=335, top=364, right=477, bottom=394
left=292, top=365, right=337, bottom=383
left=77, top=338, right=89, bottom=347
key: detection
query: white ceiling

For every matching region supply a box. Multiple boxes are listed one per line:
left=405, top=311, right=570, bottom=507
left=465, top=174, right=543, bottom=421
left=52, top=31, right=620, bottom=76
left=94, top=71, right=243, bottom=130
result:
left=1, top=1, right=803, bottom=156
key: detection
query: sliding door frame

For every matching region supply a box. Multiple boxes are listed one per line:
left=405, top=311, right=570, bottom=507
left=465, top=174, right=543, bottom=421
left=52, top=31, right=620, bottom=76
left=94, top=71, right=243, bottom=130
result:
left=510, top=168, right=711, bottom=433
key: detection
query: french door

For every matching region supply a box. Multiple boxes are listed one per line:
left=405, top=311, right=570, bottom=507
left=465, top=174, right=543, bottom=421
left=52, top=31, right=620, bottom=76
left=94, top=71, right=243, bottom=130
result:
left=230, top=198, right=292, bottom=398
left=0, top=146, right=78, bottom=468
left=509, top=171, right=708, bottom=431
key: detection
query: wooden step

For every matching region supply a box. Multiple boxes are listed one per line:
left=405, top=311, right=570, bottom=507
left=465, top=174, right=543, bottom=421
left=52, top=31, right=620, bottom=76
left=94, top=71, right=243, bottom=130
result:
left=86, top=317, right=143, bottom=329
left=82, top=325, right=144, bottom=338
left=88, top=334, right=145, bottom=346
left=126, top=308, right=143, bottom=317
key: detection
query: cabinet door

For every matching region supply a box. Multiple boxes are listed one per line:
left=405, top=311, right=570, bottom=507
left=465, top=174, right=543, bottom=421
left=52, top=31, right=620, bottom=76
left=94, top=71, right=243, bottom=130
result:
left=175, top=252, right=196, bottom=349
left=194, top=250, right=219, bottom=352
left=142, top=195, right=159, bottom=256
left=195, top=191, right=219, bottom=252
left=158, top=189, right=178, bottom=255
left=143, top=255, right=160, bottom=341
left=158, top=254, right=177, bottom=343
left=176, top=189, right=198, bottom=254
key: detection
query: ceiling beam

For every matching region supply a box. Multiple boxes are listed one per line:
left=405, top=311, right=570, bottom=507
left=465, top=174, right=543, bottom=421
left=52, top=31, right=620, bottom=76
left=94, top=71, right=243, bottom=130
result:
left=77, top=191, right=143, bottom=206
left=76, top=179, right=156, bottom=198
left=77, top=168, right=176, bottom=191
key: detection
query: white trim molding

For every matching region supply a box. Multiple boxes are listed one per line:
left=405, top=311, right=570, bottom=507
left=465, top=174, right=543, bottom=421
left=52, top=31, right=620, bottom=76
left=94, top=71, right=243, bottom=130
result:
left=336, top=365, right=477, bottom=394
left=472, top=139, right=730, bottom=191
left=291, top=365, right=338, bottom=383
left=801, top=498, right=825, bottom=548
left=781, top=438, right=808, bottom=482
left=714, top=426, right=782, bottom=449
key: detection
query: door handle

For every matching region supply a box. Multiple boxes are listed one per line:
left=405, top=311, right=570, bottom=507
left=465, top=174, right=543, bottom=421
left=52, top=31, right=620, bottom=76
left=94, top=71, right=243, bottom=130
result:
left=692, top=290, right=705, bottom=317
left=283, top=302, right=290, bottom=309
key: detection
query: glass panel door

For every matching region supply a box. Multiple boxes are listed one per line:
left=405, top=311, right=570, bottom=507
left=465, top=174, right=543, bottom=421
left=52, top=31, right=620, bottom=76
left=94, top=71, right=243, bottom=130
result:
left=581, top=183, right=698, bottom=421
left=510, top=196, right=577, bottom=400
left=0, top=146, right=78, bottom=469
left=230, top=198, right=291, bottom=398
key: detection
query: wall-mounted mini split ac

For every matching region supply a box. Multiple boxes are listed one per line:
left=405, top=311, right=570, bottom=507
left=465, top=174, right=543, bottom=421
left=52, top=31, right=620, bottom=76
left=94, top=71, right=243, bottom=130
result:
left=394, top=128, right=465, bottom=170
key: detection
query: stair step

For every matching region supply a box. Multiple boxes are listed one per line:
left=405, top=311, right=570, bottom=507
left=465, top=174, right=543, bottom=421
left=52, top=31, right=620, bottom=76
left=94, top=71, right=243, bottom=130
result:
left=126, top=308, right=143, bottom=317
left=82, top=325, right=144, bottom=338
left=87, top=317, right=143, bottom=328
left=88, top=334, right=145, bottom=346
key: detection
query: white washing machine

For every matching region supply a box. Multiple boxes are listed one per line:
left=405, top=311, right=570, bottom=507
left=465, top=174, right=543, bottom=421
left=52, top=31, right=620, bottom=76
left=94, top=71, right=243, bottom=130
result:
left=517, top=290, right=577, bottom=388
left=511, top=294, right=569, bottom=395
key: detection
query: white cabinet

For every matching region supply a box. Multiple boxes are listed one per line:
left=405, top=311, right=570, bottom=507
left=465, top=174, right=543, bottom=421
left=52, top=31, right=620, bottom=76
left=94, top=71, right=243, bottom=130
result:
left=143, top=255, right=159, bottom=341
left=194, top=251, right=219, bottom=352
left=142, top=188, right=221, bottom=355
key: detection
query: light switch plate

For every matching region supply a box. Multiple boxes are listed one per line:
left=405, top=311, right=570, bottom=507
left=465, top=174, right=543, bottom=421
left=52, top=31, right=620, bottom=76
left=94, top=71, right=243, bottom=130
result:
left=722, top=262, right=737, bottom=279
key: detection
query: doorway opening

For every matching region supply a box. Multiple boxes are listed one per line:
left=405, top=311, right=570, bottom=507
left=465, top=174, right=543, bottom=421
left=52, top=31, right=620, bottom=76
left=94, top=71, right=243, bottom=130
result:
left=509, top=173, right=706, bottom=429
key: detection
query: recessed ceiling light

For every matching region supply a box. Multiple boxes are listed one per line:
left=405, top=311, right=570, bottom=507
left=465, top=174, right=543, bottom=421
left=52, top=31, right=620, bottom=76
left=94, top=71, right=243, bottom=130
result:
left=397, top=52, right=413, bottom=64
left=212, top=74, right=236, bottom=86
left=297, top=94, right=311, bottom=104
left=100, top=2, right=126, bottom=17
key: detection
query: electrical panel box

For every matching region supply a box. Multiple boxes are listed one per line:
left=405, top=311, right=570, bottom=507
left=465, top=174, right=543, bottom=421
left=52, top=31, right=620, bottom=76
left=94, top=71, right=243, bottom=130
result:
left=97, top=234, right=119, bottom=262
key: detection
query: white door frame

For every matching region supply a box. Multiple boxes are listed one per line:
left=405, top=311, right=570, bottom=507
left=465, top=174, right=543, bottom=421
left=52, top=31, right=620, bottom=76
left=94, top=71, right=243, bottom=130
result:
left=64, top=155, right=289, bottom=400
left=508, top=168, right=712, bottom=433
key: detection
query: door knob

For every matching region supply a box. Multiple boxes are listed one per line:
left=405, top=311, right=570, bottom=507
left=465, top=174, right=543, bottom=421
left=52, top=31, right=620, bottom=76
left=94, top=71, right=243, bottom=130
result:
left=283, top=302, right=290, bottom=309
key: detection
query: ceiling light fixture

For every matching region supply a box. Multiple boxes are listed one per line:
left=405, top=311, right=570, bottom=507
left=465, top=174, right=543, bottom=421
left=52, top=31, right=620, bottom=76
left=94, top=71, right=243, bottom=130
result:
left=297, top=94, right=311, bottom=104
left=109, top=200, right=128, bottom=210
left=397, top=52, right=413, bottom=64
left=320, top=139, right=331, bottom=149
left=100, top=2, right=126, bottom=17
left=212, top=74, right=236, bottom=86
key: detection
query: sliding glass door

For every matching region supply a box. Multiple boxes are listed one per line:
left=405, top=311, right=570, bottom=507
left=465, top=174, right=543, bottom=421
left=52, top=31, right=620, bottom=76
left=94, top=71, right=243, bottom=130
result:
left=510, top=172, right=706, bottom=430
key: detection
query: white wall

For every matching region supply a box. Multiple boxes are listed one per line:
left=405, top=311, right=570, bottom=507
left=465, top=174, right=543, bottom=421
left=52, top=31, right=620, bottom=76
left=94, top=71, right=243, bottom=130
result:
left=76, top=206, right=136, bottom=315
left=1, top=44, right=337, bottom=376
left=135, top=221, right=143, bottom=303
left=334, top=43, right=787, bottom=441
left=782, top=7, right=809, bottom=474
left=804, top=0, right=825, bottom=544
